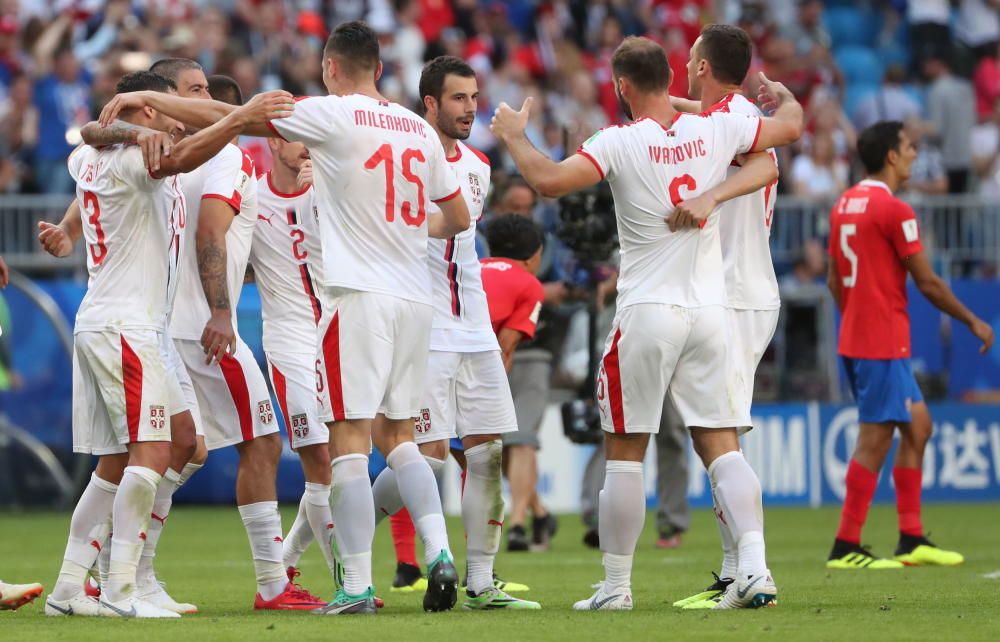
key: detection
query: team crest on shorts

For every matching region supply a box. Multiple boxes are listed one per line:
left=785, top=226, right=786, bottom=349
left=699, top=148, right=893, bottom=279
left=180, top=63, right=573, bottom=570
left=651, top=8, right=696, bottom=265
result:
left=415, top=408, right=432, bottom=434
left=291, top=413, right=309, bottom=440
left=258, top=400, right=275, bottom=425
left=149, top=405, right=166, bottom=431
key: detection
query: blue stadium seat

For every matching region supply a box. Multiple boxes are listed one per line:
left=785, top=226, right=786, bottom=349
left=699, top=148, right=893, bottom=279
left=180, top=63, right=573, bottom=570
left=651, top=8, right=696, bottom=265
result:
left=835, top=46, right=884, bottom=85
left=843, top=82, right=880, bottom=121
left=824, top=7, right=881, bottom=48
left=879, top=42, right=910, bottom=71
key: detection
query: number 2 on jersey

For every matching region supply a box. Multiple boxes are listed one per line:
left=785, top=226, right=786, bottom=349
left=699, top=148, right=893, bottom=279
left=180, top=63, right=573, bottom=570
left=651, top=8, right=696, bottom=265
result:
left=82, top=190, right=108, bottom=265
left=839, top=223, right=858, bottom=287
left=364, top=143, right=426, bottom=227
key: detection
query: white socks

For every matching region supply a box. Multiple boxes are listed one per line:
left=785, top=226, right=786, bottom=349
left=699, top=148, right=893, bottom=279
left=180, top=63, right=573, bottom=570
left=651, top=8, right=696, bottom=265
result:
left=711, top=480, right=739, bottom=580
left=177, top=462, right=202, bottom=487
left=52, top=473, right=118, bottom=601
left=708, top=451, right=768, bottom=578
left=136, top=467, right=180, bottom=585
left=330, top=454, right=374, bottom=595
left=106, top=466, right=161, bottom=603
left=238, top=501, right=287, bottom=601
left=302, top=483, right=336, bottom=575
left=463, top=440, right=504, bottom=594
left=387, top=442, right=450, bottom=567
left=371, top=467, right=403, bottom=526
left=599, top=460, right=644, bottom=591
left=282, top=496, right=313, bottom=569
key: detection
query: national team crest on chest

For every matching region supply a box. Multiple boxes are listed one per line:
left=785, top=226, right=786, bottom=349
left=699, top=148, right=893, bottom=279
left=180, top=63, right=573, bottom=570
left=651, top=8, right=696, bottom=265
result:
left=467, top=172, right=484, bottom=208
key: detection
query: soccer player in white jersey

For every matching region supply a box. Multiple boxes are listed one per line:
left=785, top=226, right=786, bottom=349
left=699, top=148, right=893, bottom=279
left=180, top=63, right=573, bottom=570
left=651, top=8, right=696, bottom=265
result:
left=100, top=21, right=472, bottom=615
left=490, top=36, right=803, bottom=611
left=667, top=25, right=783, bottom=610
left=41, top=70, right=286, bottom=618
left=248, top=138, right=338, bottom=600
left=365, top=55, right=539, bottom=611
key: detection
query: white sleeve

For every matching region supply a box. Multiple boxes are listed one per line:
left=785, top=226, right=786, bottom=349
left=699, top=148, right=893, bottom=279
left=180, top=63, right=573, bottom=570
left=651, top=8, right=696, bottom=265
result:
left=201, top=145, right=254, bottom=212
left=267, top=96, right=342, bottom=146
left=427, top=136, right=462, bottom=203
left=66, top=145, right=86, bottom=183
left=577, top=126, right=616, bottom=180
left=114, top=146, right=159, bottom=192
left=711, top=112, right=763, bottom=158
left=970, top=125, right=996, bottom=160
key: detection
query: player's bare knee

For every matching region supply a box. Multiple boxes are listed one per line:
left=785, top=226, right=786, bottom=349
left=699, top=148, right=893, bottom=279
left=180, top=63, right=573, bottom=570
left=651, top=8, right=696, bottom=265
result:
left=189, top=436, right=209, bottom=466
left=298, top=444, right=332, bottom=483
left=169, top=414, right=198, bottom=466
left=95, top=453, right=130, bottom=484
left=129, top=441, right=172, bottom=475
left=418, top=439, right=448, bottom=461
left=604, top=432, right=649, bottom=462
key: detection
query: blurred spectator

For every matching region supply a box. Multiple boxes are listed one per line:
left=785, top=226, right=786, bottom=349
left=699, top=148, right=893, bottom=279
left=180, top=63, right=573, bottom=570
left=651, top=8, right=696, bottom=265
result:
left=0, top=72, right=38, bottom=193
left=955, top=0, right=1000, bottom=62
left=790, top=132, right=848, bottom=199
left=972, top=97, right=1000, bottom=198
left=781, top=0, right=830, bottom=59
left=780, top=239, right=827, bottom=292
left=853, top=65, right=923, bottom=131
left=974, top=42, right=1000, bottom=121
left=761, top=37, right=824, bottom=108
left=902, top=119, right=949, bottom=196
left=807, top=97, right=856, bottom=161
left=925, top=54, right=977, bottom=193
left=32, top=46, right=91, bottom=194
left=908, top=0, right=953, bottom=73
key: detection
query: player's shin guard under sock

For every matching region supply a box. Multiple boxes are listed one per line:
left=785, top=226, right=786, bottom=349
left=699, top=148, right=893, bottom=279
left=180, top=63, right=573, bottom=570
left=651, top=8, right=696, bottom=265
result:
left=371, top=467, right=403, bottom=526
left=893, top=467, right=923, bottom=537
left=708, top=452, right=767, bottom=578
left=463, top=441, right=504, bottom=594
left=836, top=459, right=878, bottom=545
left=52, top=473, right=118, bottom=601
left=238, top=501, right=286, bottom=601
left=302, top=482, right=336, bottom=576
left=106, top=466, right=161, bottom=603
left=599, top=461, right=645, bottom=591
left=330, top=455, right=375, bottom=595
left=710, top=480, right=739, bottom=580
left=387, top=443, right=450, bottom=566
left=282, top=495, right=313, bottom=569
left=391, top=509, right=419, bottom=567
left=136, top=467, right=180, bottom=585
left=176, top=462, right=203, bottom=487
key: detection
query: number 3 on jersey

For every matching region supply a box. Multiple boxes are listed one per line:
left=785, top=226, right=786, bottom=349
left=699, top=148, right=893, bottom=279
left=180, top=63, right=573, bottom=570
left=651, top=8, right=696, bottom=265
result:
left=365, top=143, right=426, bottom=227
left=82, top=190, right=108, bottom=265
left=839, top=223, right=858, bottom=287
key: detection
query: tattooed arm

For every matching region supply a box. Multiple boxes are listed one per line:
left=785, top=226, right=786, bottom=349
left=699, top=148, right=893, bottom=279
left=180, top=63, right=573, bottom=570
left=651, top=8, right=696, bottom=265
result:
left=80, top=120, right=175, bottom=172
left=197, top=198, right=236, bottom=365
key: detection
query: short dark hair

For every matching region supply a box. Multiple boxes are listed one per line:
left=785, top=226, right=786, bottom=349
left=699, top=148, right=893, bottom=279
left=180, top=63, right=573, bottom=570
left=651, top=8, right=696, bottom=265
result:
left=487, top=214, right=543, bottom=261
left=611, top=36, right=672, bottom=93
left=323, top=21, right=380, bottom=78
left=149, top=58, right=202, bottom=82
left=207, top=74, right=243, bottom=106
left=419, top=56, right=476, bottom=105
left=857, top=121, right=904, bottom=175
left=115, top=70, right=176, bottom=95
left=698, top=24, right=752, bottom=86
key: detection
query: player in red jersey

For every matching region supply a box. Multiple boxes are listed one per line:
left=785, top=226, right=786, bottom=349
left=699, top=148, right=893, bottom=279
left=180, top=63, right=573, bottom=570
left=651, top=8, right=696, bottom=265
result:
left=826, top=121, right=994, bottom=570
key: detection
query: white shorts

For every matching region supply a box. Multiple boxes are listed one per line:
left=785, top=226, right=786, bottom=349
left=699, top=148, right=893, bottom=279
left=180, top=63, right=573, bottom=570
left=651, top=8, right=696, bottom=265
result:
left=162, top=333, right=200, bottom=424
left=596, top=304, right=749, bottom=433
left=317, top=288, right=432, bottom=422
left=728, top=308, right=780, bottom=419
left=174, top=338, right=279, bottom=450
left=266, top=351, right=329, bottom=450
left=414, top=349, right=518, bottom=445
left=72, top=329, right=175, bottom=455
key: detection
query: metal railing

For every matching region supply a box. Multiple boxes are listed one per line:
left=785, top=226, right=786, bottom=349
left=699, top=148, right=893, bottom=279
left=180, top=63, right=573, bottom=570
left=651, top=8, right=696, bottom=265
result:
left=0, top=194, right=83, bottom=273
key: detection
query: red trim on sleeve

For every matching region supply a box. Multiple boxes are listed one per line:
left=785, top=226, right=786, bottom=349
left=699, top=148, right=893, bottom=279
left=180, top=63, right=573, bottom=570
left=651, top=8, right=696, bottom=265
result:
left=576, top=150, right=605, bottom=179
left=432, top=186, right=462, bottom=204
left=750, top=117, right=763, bottom=152
left=265, top=119, right=288, bottom=142
left=202, top=193, right=241, bottom=213
left=465, top=144, right=491, bottom=167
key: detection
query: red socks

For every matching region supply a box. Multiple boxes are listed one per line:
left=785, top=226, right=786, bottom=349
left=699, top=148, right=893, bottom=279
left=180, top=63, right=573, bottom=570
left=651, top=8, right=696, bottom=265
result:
left=893, top=467, right=923, bottom=537
left=390, top=508, right=418, bottom=567
left=836, top=459, right=878, bottom=544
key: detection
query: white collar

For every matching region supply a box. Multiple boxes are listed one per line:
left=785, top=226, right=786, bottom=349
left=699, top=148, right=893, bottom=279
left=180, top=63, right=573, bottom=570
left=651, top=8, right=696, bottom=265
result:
left=858, top=179, right=892, bottom=194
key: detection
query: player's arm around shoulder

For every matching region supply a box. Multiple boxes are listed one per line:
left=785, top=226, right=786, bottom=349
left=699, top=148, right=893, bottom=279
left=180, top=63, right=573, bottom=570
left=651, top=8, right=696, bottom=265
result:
left=751, top=72, right=804, bottom=151
left=490, top=97, right=603, bottom=199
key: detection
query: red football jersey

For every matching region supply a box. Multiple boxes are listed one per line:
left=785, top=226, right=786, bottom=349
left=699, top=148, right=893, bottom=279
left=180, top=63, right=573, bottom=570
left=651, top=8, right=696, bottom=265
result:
left=828, top=179, right=923, bottom=359
left=480, top=257, right=545, bottom=339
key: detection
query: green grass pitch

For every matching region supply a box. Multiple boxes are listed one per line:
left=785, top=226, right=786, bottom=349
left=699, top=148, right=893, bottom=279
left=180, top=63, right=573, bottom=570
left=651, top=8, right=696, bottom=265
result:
left=2, top=502, right=998, bottom=641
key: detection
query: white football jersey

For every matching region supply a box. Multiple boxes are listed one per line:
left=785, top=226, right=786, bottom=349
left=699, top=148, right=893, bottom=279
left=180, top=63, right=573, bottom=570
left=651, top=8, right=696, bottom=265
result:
left=249, top=172, right=324, bottom=356
left=68, top=144, right=185, bottom=333
left=578, top=111, right=761, bottom=309
left=427, top=141, right=498, bottom=353
left=169, top=143, right=258, bottom=340
left=267, top=94, right=461, bottom=306
left=710, top=93, right=780, bottom=311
